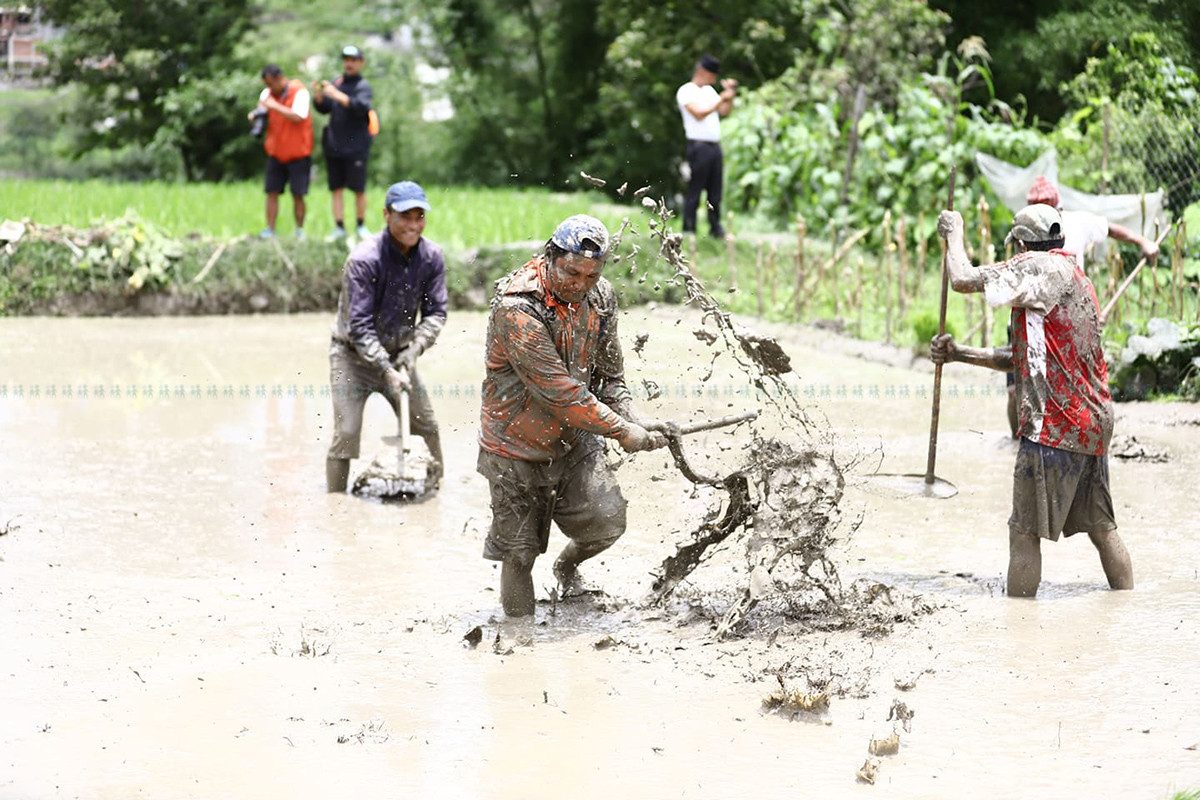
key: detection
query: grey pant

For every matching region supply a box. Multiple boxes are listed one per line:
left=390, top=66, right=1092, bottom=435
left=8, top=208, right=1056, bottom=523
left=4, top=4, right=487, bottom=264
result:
left=328, top=341, right=439, bottom=460
left=1009, top=438, right=1116, bottom=541
left=478, top=443, right=627, bottom=566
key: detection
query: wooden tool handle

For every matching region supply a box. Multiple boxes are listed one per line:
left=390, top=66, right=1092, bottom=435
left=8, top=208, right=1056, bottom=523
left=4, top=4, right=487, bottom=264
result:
left=925, top=166, right=957, bottom=486
left=677, top=410, right=759, bottom=436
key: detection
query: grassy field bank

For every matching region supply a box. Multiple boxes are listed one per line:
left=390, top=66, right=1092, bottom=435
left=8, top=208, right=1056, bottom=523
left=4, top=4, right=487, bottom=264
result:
left=3, top=179, right=1195, bottom=359
left=1, top=178, right=627, bottom=248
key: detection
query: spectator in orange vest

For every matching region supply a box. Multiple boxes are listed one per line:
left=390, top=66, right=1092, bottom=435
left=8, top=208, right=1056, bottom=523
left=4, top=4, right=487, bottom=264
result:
left=251, top=64, right=313, bottom=239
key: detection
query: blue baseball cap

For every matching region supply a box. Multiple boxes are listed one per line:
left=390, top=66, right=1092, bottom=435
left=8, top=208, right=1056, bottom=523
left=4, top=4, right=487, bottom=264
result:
left=386, top=181, right=430, bottom=213
left=550, top=214, right=609, bottom=259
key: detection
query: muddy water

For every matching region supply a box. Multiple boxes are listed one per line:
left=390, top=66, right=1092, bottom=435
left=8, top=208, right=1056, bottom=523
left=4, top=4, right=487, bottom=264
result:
left=2, top=310, right=1198, bottom=799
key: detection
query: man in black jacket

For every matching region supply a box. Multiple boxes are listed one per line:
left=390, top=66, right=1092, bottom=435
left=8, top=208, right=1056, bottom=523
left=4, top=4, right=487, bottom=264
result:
left=313, top=45, right=375, bottom=242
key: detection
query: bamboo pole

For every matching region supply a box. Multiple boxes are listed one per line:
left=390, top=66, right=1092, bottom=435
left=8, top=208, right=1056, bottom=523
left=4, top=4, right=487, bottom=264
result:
left=727, top=218, right=737, bottom=291
left=794, top=214, right=807, bottom=320
left=1149, top=219, right=1160, bottom=317
left=755, top=241, right=764, bottom=317
left=1107, top=246, right=1122, bottom=329
left=1175, top=221, right=1188, bottom=318
left=977, top=195, right=993, bottom=347
left=811, top=226, right=870, bottom=321
left=856, top=256, right=865, bottom=337
left=1170, top=226, right=1181, bottom=318
left=915, top=211, right=927, bottom=302
left=768, top=243, right=778, bottom=309
left=896, top=215, right=909, bottom=319
left=192, top=240, right=229, bottom=283
left=883, top=209, right=893, bottom=344
left=831, top=236, right=841, bottom=318
left=821, top=222, right=833, bottom=315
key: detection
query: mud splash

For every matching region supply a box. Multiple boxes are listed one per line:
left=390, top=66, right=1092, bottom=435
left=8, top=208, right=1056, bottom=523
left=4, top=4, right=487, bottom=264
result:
left=625, top=195, right=917, bottom=644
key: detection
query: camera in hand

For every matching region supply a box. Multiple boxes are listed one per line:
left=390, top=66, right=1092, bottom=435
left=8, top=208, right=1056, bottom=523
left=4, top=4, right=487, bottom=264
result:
left=249, top=108, right=268, bottom=138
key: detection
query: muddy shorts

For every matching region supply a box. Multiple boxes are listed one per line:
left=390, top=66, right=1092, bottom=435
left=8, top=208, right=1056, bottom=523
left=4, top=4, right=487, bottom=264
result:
left=1009, top=437, right=1117, bottom=541
left=478, top=443, right=627, bottom=564
left=327, top=341, right=438, bottom=460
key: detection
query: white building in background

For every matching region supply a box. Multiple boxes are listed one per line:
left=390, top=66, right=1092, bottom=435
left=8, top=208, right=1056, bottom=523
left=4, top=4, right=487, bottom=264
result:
left=1, top=5, right=55, bottom=81
left=369, top=23, right=455, bottom=123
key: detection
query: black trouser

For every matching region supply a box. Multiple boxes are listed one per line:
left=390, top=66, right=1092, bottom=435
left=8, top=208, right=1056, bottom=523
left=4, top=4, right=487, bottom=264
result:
left=683, top=140, right=724, bottom=237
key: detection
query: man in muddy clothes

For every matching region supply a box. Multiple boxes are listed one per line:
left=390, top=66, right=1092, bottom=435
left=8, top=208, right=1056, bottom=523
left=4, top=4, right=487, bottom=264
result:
left=931, top=204, right=1132, bottom=598
left=478, top=214, right=669, bottom=617
left=326, top=181, right=446, bottom=493
left=997, top=176, right=1160, bottom=437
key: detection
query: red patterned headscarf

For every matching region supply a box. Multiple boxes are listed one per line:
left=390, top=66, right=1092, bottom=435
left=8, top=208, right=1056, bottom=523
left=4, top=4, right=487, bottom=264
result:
left=1025, top=175, right=1060, bottom=208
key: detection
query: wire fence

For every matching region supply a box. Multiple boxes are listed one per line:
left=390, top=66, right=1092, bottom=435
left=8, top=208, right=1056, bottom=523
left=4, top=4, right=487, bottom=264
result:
left=1091, top=95, right=1200, bottom=217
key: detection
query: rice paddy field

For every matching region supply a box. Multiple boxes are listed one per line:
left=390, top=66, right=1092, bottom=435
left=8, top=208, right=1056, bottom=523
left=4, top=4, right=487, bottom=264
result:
left=1, top=178, right=629, bottom=249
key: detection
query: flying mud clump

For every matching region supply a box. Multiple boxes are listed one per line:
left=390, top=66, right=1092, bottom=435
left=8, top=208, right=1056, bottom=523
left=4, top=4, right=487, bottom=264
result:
left=632, top=195, right=861, bottom=636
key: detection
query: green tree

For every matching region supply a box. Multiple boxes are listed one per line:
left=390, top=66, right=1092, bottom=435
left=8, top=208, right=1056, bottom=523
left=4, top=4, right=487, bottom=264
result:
left=420, top=0, right=609, bottom=186
left=931, top=0, right=1200, bottom=122
left=39, top=0, right=255, bottom=181
left=586, top=0, right=947, bottom=196
left=1053, top=33, right=1200, bottom=212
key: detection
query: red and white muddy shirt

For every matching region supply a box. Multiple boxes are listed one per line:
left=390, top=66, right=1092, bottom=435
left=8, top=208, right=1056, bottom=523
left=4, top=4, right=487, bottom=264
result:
left=983, top=249, right=1114, bottom=456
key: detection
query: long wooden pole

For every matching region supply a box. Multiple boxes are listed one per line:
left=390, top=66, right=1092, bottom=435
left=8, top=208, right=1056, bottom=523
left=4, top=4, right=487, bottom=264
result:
left=925, top=166, right=956, bottom=488
left=1099, top=224, right=1173, bottom=323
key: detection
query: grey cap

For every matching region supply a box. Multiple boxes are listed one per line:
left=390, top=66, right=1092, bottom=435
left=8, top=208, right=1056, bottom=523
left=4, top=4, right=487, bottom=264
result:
left=1005, top=203, right=1063, bottom=245
left=386, top=181, right=430, bottom=213
left=550, top=214, right=610, bottom=259
left=341, top=45, right=364, bottom=59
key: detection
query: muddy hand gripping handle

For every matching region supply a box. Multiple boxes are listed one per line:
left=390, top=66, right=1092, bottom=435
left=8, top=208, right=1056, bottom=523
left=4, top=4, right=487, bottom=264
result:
left=925, top=166, right=956, bottom=487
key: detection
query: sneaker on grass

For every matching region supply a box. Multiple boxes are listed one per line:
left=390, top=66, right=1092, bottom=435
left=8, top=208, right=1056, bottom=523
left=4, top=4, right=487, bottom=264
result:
left=326, top=227, right=347, bottom=243
left=294, top=229, right=306, bottom=240
left=355, top=224, right=371, bottom=238
left=258, top=228, right=276, bottom=239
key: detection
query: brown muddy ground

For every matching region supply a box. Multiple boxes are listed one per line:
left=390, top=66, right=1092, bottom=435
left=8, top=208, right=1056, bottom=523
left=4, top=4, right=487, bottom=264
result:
left=2, top=310, right=1199, bottom=799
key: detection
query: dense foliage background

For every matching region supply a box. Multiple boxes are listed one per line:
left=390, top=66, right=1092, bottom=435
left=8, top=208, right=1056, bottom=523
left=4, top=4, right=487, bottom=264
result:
left=5, top=0, right=1200, bottom=236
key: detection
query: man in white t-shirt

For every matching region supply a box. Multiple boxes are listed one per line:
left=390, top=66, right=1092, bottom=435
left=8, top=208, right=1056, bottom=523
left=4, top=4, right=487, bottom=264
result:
left=1025, top=176, right=1158, bottom=272
left=676, top=54, right=737, bottom=238
left=999, top=175, right=1160, bottom=437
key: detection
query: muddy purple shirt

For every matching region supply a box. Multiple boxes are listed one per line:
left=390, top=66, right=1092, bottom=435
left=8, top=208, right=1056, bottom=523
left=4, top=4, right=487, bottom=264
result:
left=331, top=232, right=447, bottom=372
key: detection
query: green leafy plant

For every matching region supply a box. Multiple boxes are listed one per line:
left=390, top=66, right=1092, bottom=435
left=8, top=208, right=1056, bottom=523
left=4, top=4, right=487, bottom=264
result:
left=909, top=309, right=958, bottom=347
left=1109, top=318, right=1200, bottom=400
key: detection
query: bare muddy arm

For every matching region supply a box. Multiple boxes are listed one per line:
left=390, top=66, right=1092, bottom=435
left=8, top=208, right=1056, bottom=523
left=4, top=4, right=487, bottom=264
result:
left=930, top=333, right=1013, bottom=373
left=1107, top=221, right=1158, bottom=265
left=939, top=210, right=988, bottom=294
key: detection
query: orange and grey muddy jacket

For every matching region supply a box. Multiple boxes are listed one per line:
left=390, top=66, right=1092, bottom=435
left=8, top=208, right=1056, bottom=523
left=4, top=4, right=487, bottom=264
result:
left=479, top=256, right=634, bottom=463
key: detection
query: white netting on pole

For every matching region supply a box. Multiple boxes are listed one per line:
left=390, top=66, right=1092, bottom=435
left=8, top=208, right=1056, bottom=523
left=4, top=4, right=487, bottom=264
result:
left=1101, top=94, right=1200, bottom=218
left=977, top=92, right=1200, bottom=241
left=975, top=148, right=1167, bottom=239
